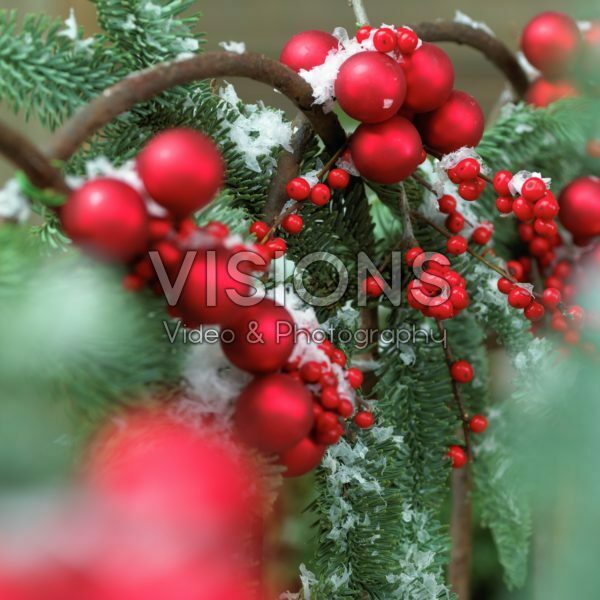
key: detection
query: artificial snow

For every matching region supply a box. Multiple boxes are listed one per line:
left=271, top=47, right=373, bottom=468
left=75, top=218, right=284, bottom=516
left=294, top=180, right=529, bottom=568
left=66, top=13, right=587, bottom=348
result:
left=219, top=40, right=246, bottom=54
left=58, top=8, right=95, bottom=52
left=218, top=83, right=293, bottom=173
left=336, top=152, right=360, bottom=177
left=453, top=10, right=496, bottom=37
left=0, top=179, right=30, bottom=223
left=516, top=51, right=541, bottom=82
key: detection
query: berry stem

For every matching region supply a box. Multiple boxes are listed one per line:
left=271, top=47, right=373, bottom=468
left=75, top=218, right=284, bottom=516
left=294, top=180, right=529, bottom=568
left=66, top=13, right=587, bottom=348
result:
left=316, top=144, right=347, bottom=180
left=436, top=320, right=472, bottom=461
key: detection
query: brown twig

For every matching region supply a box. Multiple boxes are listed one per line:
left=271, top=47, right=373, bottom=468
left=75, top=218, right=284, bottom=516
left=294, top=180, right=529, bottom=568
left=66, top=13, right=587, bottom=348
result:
left=0, top=121, right=71, bottom=194
left=264, top=114, right=313, bottom=222
left=449, top=467, right=473, bottom=600
left=413, top=21, right=529, bottom=98
left=45, top=51, right=346, bottom=163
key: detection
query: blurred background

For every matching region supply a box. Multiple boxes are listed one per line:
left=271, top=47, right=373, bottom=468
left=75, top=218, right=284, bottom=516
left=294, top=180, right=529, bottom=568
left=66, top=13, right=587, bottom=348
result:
left=0, top=0, right=593, bottom=183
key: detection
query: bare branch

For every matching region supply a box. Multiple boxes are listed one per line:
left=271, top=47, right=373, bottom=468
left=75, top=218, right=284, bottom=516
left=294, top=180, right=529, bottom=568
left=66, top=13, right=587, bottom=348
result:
left=449, top=467, right=472, bottom=599
left=45, top=51, right=346, bottom=163
left=413, top=21, right=529, bottom=98
left=348, top=0, right=370, bottom=26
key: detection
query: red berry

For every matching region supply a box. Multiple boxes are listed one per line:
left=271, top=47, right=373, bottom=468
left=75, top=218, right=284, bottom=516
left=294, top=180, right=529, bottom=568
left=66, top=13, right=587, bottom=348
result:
left=337, top=398, right=354, bottom=418
left=301, top=361, right=322, bottom=383
left=123, top=273, right=145, bottom=292
left=529, top=236, right=550, bottom=257
left=331, top=348, right=347, bottom=367
left=472, top=225, right=492, bottom=245
left=493, top=170, right=512, bottom=196
left=455, top=158, right=480, bottom=181
left=319, top=339, right=334, bottom=357
left=429, top=300, right=455, bottom=320
left=545, top=275, right=563, bottom=290
left=406, top=246, right=424, bottom=266
left=524, top=300, right=545, bottom=322
left=373, top=27, right=397, bottom=53
left=448, top=445, right=467, bottom=468
left=553, top=260, right=571, bottom=280
left=419, top=148, right=427, bottom=164
left=496, top=196, right=513, bottom=214
left=327, top=168, right=350, bottom=190
left=438, top=194, right=457, bottom=214
left=450, top=287, right=470, bottom=310
left=450, top=360, right=474, bottom=383
left=444, top=270, right=464, bottom=288
left=564, top=330, right=580, bottom=345
left=458, top=181, right=480, bottom=201
left=475, top=177, right=487, bottom=193
left=316, top=425, right=343, bottom=446
left=310, top=183, right=331, bottom=206
left=363, top=275, right=385, bottom=297
left=249, top=220, right=270, bottom=239
left=447, top=235, right=468, bottom=255
left=521, top=177, right=546, bottom=202
left=282, top=213, right=304, bottom=234
left=396, top=27, right=418, bottom=54
left=542, top=287, right=562, bottom=308
left=512, top=197, right=534, bottom=221
left=469, top=414, right=488, bottom=434
left=356, top=25, right=372, bottom=43
left=204, top=220, right=229, bottom=239
left=447, top=167, right=462, bottom=184
left=507, top=286, right=533, bottom=309
left=446, top=212, right=465, bottom=233
left=319, top=371, right=338, bottom=388
left=551, top=314, right=568, bottom=332
left=286, top=177, right=311, bottom=201
left=320, top=386, right=340, bottom=409
left=354, top=410, right=375, bottom=429
left=533, top=218, right=558, bottom=238
left=534, top=197, right=559, bottom=219
left=346, top=367, right=364, bottom=389
left=507, top=260, right=525, bottom=281
left=316, top=411, right=339, bottom=432
left=497, top=277, right=514, bottom=294
left=266, top=237, right=287, bottom=254
left=566, top=305, right=584, bottom=326
left=148, top=217, right=172, bottom=241
left=518, top=222, right=535, bottom=242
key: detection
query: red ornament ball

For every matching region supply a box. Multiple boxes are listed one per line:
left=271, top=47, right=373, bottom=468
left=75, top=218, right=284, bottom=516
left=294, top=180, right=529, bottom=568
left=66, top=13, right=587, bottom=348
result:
left=417, top=90, right=484, bottom=155
left=280, top=30, right=338, bottom=72
left=234, top=373, right=314, bottom=454
left=279, top=437, right=326, bottom=477
left=559, top=176, right=600, bottom=239
left=350, top=116, right=422, bottom=184
left=335, top=51, right=406, bottom=123
left=450, top=360, right=474, bottom=384
left=61, top=178, right=149, bottom=262
left=402, top=43, right=454, bottom=113
left=221, top=299, right=295, bottom=374
left=448, top=445, right=467, bottom=469
left=177, top=246, right=251, bottom=326
left=137, top=128, right=224, bottom=218
left=521, top=12, right=581, bottom=77
left=469, top=414, right=488, bottom=434
left=526, top=77, right=578, bottom=108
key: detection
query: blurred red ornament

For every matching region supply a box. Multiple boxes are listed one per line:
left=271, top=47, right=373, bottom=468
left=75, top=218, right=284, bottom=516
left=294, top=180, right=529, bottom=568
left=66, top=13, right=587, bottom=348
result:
left=279, top=437, right=326, bottom=477
left=520, top=11, right=581, bottom=77
left=137, top=128, right=224, bottom=218
left=177, top=246, right=251, bottom=326
left=526, top=77, right=578, bottom=107
left=559, top=176, right=600, bottom=239
left=402, top=43, right=454, bottom=113
left=417, top=90, right=484, bottom=154
left=279, top=30, right=338, bottom=72
left=350, top=116, right=422, bottom=184
left=234, top=373, right=314, bottom=454
left=335, top=51, right=406, bottom=123
left=221, top=298, right=295, bottom=374
left=61, top=179, right=149, bottom=262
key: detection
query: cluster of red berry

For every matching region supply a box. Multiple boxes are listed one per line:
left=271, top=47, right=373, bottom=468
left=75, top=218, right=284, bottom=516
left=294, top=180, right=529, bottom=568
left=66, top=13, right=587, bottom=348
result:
left=404, top=249, right=470, bottom=320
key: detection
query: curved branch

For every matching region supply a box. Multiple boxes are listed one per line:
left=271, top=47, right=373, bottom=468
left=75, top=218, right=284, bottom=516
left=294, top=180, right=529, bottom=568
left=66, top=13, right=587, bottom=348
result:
left=45, top=51, right=346, bottom=162
left=0, top=121, right=70, bottom=194
left=413, top=21, right=529, bottom=98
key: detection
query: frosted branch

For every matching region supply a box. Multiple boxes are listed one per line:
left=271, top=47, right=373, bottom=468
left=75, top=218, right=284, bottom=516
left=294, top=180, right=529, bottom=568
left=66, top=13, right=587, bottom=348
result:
left=348, top=0, right=370, bottom=26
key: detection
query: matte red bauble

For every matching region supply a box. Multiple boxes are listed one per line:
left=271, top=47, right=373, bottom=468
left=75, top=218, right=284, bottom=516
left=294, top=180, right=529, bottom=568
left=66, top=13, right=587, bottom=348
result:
left=335, top=51, right=406, bottom=123
left=417, top=90, right=484, bottom=154
left=559, top=176, right=600, bottom=239
left=526, top=77, right=578, bottom=107
left=221, top=298, right=296, bottom=374
left=280, top=30, right=338, bottom=72
left=177, top=246, right=251, bottom=326
left=279, top=437, right=326, bottom=477
left=350, top=116, right=422, bottom=184
left=520, top=12, right=581, bottom=77
left=61, top=178, right=149, bottom=262
left=137, top=128, right=224, bottom=218
left=402, top=43, right=454, bottom=113
left=234, top=373, right=314, bottom=454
